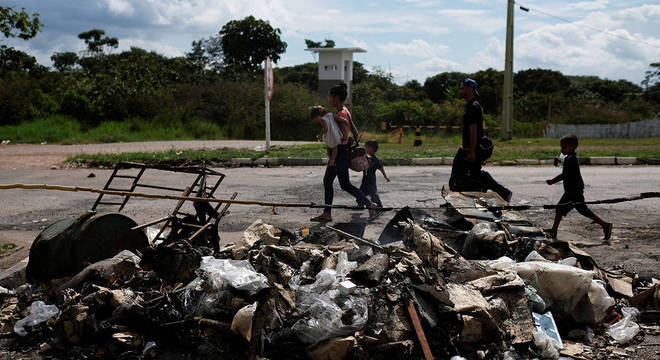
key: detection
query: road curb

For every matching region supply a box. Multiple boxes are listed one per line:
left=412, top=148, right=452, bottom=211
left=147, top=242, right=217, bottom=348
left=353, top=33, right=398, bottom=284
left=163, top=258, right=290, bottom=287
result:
left=228, top=157, right=646, bottom=167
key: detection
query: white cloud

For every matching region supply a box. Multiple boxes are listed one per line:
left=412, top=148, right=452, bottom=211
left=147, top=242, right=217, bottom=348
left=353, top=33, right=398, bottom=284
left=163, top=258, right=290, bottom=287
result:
left=435, top=8, right=504, bottom=35
left=376, top=39, right=448, bottom=58
left=512, top=5, right=660, bottom=81
left=105, top=0, right=135, bottom=16
left=567, top=0, right=610, bottom=11
left=119, top=38, right=184, bottom=57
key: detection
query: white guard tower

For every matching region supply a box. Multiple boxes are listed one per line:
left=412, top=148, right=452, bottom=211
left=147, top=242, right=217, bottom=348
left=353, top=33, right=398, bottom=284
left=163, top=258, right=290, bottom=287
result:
left=306, top=47, right=366, bottom=103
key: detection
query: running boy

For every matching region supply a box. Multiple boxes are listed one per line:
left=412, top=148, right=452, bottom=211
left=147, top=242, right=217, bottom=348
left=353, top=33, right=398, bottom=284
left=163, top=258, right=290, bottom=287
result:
left=545, top=135, right=613, bottom=241
left=360, top=140, right=390, bottom=208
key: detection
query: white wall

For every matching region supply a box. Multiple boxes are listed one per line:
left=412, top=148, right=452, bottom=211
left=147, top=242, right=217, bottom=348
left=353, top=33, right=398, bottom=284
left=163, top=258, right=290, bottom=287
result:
left=318, top=51, right=358, bottom=81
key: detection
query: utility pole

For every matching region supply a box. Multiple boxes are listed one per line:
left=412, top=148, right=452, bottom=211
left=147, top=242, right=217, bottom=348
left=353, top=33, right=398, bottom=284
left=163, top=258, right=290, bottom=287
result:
left=264, top=57, right=273, bottom=151
left=501, top=0, right=514, bottom=140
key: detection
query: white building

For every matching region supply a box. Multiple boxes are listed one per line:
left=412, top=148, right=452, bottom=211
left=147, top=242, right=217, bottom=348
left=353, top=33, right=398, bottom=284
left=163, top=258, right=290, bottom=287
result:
left=306, top=47, right=366, bottom=103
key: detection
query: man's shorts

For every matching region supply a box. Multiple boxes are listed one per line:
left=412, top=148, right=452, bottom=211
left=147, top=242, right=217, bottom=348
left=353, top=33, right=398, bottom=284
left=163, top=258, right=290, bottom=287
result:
left=556, top=192, right=594, bottom=217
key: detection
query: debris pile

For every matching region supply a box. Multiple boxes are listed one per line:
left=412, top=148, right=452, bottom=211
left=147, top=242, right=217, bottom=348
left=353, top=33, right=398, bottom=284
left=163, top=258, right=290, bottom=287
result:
left=0, top=188, right=658, bottom=359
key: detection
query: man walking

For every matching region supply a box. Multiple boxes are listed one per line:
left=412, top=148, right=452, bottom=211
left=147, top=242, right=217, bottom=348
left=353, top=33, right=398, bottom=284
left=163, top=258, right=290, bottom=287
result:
left=448, top=78, right=512, bottom=201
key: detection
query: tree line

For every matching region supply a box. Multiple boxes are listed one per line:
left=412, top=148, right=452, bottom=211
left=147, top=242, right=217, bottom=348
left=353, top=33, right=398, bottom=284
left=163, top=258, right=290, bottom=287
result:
left=1, top=7, right=659, bottom=141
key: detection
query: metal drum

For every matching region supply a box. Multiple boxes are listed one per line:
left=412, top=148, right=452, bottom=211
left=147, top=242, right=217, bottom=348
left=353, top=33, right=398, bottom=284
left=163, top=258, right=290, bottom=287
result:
left=26, top=212, right=148, bottom=282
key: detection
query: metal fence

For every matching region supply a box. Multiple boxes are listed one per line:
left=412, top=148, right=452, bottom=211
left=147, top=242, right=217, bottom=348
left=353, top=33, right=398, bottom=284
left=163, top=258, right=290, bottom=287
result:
left=546, top=118, right=660, bottom=138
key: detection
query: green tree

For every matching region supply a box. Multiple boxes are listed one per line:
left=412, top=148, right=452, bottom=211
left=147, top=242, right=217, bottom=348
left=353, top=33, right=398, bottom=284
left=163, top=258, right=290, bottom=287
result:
left=50, top=52, right=79, bottom=72
left=472, top=68, right=503, bottom=114
left=219, top=16, right=287, bottom=74
left=78, top=29, right=118, bottom=56
left=642, top=62, right=660, bottom=88
left=423, top=72, right=467, bottom=103
left=0, top=46, right=44, bottom=74
left=514, top=68, right=570, bottom=94
left=274, top=62, right=317, bottom=91
left=0, top=6, right=42, bottom=40
left=186, top=40, right=209, bottom=69
left=304, top=39, right=335, bottom=48
left=404, top=79, right=422, bottom=91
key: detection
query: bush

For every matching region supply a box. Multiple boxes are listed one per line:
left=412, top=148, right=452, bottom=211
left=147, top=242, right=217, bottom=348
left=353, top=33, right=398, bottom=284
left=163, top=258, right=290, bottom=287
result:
left=0, top=74, right=39, bottom=125
left=60, top=90, right=102, bottom=124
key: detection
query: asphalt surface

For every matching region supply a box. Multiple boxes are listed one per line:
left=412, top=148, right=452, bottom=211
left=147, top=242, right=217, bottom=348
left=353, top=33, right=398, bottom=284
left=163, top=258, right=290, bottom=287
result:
left=1, top=165, right=658, bottom=276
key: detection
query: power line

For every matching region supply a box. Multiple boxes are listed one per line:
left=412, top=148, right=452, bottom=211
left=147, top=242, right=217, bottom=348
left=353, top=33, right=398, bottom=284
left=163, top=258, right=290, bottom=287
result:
left=515, top=1, right=660, bottom=50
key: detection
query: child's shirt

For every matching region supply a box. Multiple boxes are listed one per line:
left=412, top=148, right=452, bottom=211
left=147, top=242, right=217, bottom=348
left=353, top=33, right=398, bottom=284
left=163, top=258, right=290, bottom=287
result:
left=551, top=153, right=584, bottom=195
left=361, top=155, right=383, bottom=194
left=322, top=113, right=342, bottom=149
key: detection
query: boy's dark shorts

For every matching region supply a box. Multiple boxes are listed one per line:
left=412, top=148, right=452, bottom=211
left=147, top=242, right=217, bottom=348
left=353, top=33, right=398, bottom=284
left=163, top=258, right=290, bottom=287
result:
left=556, top=192, right=594, bottom=217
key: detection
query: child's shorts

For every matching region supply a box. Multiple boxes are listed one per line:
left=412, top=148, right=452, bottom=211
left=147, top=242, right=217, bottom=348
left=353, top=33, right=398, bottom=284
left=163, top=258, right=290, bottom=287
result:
left=556, top=192, right=594, bottom=217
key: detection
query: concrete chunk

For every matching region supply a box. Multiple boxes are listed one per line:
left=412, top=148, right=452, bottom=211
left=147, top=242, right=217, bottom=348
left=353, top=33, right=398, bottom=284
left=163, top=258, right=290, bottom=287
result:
left=0, top=257, right=28, bottom=289
left=616, top=157, right=638, bottom=165
left=231, top=158, right=253, bottom=166
left=588, top=157, right=615, bottom=165
left=516, top=159, right=540, bottom=165
left=410, top=158, right=444, bottom=166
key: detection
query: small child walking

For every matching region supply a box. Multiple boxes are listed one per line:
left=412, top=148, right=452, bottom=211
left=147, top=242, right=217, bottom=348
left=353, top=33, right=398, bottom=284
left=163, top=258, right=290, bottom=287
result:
left=360, top=140, right=390, bottom=209
left=545, top=135, right=613, bottom=241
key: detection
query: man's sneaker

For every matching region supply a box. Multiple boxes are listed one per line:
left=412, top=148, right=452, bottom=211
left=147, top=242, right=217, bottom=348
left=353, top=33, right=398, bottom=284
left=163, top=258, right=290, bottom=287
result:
left=603, top=223, right=613, bottom=242
left=544, top=228, right=557, bottom=240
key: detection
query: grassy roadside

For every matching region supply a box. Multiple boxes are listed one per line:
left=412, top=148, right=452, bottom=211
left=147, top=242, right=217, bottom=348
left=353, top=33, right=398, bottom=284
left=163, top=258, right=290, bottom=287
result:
left=0, top=243, right=17, bottom=255
left=0, top=116, right=229, bottom=144
left=66, top=140, right=660, bottom=167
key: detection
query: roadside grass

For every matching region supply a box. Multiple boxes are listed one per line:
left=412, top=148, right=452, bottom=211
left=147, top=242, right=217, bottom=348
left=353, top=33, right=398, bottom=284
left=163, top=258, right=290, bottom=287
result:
left=67, top=148, right=262, bottom=167
left=0, top=116, right=229, bottom=144
left=67, top=141, right=660, bottom=167
left=0, top=243, right=17, bottom=255
left=5, top=116, right=660, bottom=149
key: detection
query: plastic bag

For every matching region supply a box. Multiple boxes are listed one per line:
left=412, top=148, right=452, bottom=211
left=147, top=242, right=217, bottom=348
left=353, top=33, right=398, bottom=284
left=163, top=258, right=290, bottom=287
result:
left=462, top=222, right=506, bottom=258
left=607, top=307, right=640, bottom=344
left=292, top=292, right=368, bottom=344
left=533, top=328, right=560, bottom=359
left=514, top=262, right=598, bottom=324
left=524, top=250, right=549, bottom=262
left=199, top=256, right=269, bottom=295
left=194, top=290, right=234, bottom=318
left=14, top=301, right=59, bottom=336
left=292, top=264, right=368, bottom=344
left=525, top=285, right=547, bottom=313
left=299, top=269, right=338, bottom=294
left=335, top=251, right=357, bottom=278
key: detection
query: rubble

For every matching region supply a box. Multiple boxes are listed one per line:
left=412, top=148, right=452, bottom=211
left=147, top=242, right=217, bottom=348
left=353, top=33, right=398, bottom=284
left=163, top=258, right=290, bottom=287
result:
left=0, top=186, right=656, bottom=359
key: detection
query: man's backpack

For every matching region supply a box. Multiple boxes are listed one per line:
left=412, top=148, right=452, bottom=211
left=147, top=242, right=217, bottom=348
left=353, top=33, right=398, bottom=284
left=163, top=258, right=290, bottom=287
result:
left=477, top=136, right=494, bottom=162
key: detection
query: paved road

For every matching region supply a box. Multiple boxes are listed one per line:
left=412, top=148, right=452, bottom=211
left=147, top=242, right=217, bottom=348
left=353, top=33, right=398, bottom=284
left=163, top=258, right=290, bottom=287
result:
left=0, top=140, right=313, bottom=169
left=1, top=166, right=658, bottom=277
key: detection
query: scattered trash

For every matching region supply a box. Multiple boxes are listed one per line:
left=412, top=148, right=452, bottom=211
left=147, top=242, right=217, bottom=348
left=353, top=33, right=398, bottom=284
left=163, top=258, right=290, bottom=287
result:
left=607, top=307, right=641, bottom=344
left=14, top=301, right=59, bottom=336
left=1, top=187, right=654, bottom=358
left=231, top=301, right=257, bottom=341
left=199, top=256, right=269, bottom=295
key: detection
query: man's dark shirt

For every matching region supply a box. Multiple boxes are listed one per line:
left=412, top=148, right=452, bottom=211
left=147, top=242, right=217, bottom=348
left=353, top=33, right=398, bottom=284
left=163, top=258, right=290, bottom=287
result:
left=462, top=98, right=484, bottom=149
left=361, top=155, right=383, bottom=195
left=551, top=154, right=585, bottom=195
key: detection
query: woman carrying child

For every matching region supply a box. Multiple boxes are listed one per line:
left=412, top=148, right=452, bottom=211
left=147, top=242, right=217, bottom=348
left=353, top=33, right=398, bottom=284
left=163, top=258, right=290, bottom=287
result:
left=310, top=83, right=376, bottom=222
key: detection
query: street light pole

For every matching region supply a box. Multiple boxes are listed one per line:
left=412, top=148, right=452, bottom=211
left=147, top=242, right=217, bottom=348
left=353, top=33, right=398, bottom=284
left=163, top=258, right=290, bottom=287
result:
left=501, top=0, right=514, bottom=140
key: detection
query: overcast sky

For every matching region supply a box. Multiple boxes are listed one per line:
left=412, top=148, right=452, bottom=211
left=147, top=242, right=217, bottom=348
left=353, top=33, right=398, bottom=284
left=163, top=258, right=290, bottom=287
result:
left=4, top=0, right=660, bottom=84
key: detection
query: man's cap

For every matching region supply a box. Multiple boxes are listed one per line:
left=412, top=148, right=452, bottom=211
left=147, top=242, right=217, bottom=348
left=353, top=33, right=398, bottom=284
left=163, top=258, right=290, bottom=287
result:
left=462, top=78, right=479, bottom=96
